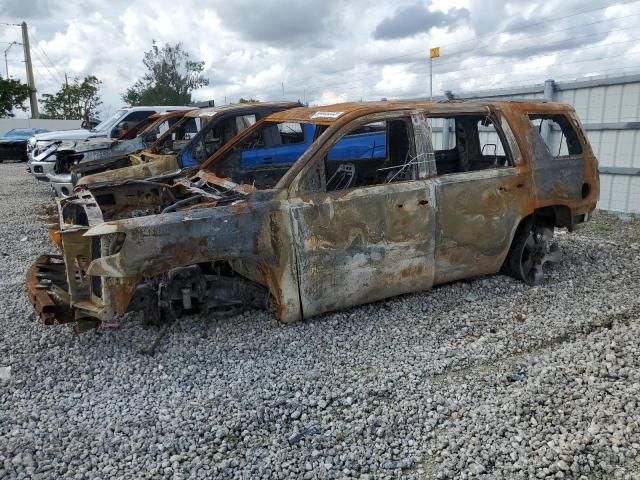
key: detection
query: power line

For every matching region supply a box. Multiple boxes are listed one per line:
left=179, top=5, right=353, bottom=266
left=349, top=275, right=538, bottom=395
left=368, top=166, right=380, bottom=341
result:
left=302, top=0, right=640, bottom=92
left=444, top=67, right=640, bottom=98
left=38, top=46, right=60, bottom=76
left=31, top=47, right=60, bottom=84
left=304, top=56, right=640, bottom=102
left=307, top=32, right=640, bottom=96
left=424, top=20, right=639, bottom=72
left=28, top=28, right=63, bottom=80
left=303, top=14, right=640, bottom=95
left=426, top=35, right=640, bottom=77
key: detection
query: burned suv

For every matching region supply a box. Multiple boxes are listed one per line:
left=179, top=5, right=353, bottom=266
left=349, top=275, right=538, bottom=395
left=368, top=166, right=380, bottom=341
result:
left=27, top=100, right=599, bottom=334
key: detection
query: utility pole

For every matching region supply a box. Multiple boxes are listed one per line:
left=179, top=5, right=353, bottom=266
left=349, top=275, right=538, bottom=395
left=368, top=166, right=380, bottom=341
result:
left=3, top=41, right=21, bottom=79
left=21, top=21, right=39, bottom=118
left=64, top=72, right=70, bottom=119
left=429, top=47, right=440, bottom=102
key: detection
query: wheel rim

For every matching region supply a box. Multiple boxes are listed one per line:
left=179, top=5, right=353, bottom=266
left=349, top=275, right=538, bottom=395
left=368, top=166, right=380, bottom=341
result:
left=518, top=227, right=561, bottom=285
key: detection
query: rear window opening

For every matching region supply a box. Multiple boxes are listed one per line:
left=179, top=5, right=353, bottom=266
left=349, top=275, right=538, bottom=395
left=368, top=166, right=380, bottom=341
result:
left=528, top=114, right=583, bottom=157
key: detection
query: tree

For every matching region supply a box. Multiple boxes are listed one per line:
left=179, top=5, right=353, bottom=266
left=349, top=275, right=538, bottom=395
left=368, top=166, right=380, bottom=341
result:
left=238, top=97, right=259, bottom=103
left=122, top=41, right=209, bottom=106
left=40, top=75, right=102, bottom=122
left=0, top=78, right=31, bottom=117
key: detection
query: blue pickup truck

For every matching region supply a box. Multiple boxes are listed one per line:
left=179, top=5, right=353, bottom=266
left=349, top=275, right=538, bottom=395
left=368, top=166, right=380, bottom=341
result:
left=238, top=122, right=386, bottom=168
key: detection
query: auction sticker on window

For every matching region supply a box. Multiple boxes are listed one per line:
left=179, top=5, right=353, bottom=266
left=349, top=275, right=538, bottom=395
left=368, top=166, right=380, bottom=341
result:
left=310, top=111, right=344, bottom=119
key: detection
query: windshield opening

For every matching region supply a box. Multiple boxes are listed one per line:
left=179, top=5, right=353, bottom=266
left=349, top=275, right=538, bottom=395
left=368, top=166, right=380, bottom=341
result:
left=91, top=110, right=126, bottom=132
left=5, top=129, right=33, bottom=138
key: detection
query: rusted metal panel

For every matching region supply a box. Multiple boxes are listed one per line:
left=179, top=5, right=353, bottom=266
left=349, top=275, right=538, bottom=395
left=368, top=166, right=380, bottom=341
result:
left=76, top=154, right=179, bottom=186
left=26, top=255, right=74, bottom=324
left=290, top=181, right=436, bottom=317
left=432, top=169, right=528, bottom=284
left=185, top=101, right=300, bottom=119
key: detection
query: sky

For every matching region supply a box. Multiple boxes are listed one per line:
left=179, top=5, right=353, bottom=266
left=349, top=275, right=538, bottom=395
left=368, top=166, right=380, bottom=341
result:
left=1, top=0, right=639, bottom=118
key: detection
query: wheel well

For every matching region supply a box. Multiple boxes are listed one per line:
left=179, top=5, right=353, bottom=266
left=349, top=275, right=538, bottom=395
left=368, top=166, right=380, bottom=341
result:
left=508, top=208, right=565, bottom=256
left=533, top=205, right=573, bottom=230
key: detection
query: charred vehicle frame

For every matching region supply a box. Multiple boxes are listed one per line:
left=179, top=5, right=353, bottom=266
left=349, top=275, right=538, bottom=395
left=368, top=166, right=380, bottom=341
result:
left=27, top=100, right=599, bottom=336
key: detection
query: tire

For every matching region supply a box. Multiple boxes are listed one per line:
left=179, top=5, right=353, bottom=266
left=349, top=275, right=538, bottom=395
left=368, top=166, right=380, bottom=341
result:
left=504, top=217, right=561, bottom=285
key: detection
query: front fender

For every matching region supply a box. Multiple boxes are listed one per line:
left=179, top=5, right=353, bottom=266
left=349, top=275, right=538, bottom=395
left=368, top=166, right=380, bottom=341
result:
left=85, top=199, right=278, bottom=278
left=84, top=195, right=302, bottom=322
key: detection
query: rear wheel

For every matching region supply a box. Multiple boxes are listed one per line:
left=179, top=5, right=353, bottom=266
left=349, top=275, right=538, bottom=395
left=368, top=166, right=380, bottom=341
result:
left=504, top=217, right=561, bottom=285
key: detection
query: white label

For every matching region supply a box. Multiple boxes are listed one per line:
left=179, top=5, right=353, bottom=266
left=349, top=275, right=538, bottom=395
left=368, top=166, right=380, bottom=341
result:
left=310, top=111, right=344, bottom=120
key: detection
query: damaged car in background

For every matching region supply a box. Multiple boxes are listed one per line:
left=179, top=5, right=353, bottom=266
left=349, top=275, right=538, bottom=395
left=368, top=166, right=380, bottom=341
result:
left=0, top=128, right=48, bottom=162
left=47, top=109, right=195, bottom=197
left=26, top=100, right=599, bottom=343
left=27, top=105, right=192, bottom=182
left=71, top=102, right=302, bottom=191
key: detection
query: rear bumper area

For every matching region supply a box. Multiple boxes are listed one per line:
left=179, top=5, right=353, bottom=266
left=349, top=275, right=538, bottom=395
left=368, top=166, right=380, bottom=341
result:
left=26, top=255, right=74, bottom=324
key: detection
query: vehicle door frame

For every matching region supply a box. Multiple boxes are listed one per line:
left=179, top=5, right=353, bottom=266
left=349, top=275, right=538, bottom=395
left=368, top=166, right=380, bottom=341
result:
left=285, top=109, right=438, bottom=318
left=427, top=105, right=530, bottom=284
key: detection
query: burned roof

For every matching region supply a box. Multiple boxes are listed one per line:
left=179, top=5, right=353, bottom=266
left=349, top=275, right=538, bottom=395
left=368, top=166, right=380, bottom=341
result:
left=186, top=101, right=301, bottom=119
left=267, top=99, right=576, bottom=125
left=147, top=109, right=197, bottom=121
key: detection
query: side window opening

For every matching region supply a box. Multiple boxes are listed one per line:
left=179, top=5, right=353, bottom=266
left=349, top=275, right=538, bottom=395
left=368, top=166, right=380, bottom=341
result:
left=155, top=117, right=199, bottom=155
left=278, top=122, right=305, bottom=144
left=192, top=117, right=239, bottom=164
left=431, top=114, right=513, bottom=176
left=182, top=117, right=199, bottom=139
left=235, top=114, right=256, bottom=134
left=528, top=114, right=583, bottom=157
left=147, top=117, right=181, bottom=142
left=323, top=118, right=414, bottom=192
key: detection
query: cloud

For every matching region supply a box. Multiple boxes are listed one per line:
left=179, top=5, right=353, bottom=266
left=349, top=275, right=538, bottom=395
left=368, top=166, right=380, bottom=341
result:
left=214, top=0, right=336, bottom=45
left=1, top=0, right=53, bottom=19
left=3, top=0, right=639, bottom=119
left=373, top=2, right=469, bottom=40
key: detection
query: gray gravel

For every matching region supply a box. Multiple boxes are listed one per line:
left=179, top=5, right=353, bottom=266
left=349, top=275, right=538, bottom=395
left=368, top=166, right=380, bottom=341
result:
left=1, top=161, right=640, bottom=479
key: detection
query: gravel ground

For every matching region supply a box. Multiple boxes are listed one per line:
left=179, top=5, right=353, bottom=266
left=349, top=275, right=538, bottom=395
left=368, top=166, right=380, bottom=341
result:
left=1, top=161, right=639, bottom=479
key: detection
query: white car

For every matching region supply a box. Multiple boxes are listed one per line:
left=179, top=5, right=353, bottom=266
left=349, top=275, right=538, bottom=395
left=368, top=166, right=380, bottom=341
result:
left=27, top=105, right=193, bottom=181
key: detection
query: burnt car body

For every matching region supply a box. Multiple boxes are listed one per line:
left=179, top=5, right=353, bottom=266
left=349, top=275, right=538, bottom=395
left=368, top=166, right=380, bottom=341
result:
left=27, top=100, right=599, bottom=333
left=46, top=110, right=195, bottom=197
left=27, top=106, right=193, bottom=181
left=0, top=128, right=48, bottom=162
left=73, top=102, right=302, bottom=190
